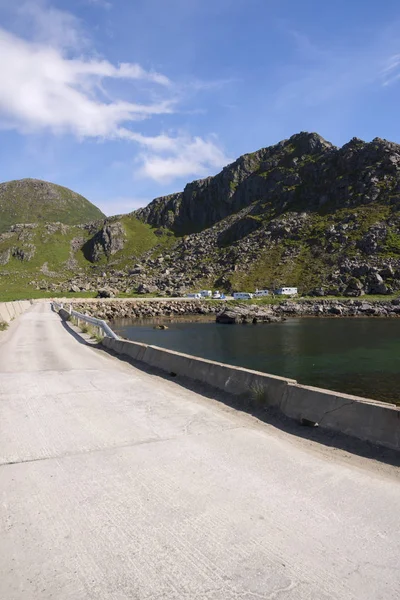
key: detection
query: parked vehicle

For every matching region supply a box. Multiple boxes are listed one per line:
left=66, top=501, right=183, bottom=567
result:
left=186, top=293, right=201, bottom=299
left=212, top=291, right=221, bottom=299
left=254, top=289, right=269, bottom=297
left=275, top=287, right=298, bottom=296
left=233, top=292, right=253, bottom=300
left=200, top=290, right=212, bottom=298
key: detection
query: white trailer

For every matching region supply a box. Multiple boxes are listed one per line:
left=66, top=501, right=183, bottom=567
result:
left=200, top=290, right=212, bottom=298
left=275, top=287, right=298, bottom=296
left=233, top=292, right=254, bottom=300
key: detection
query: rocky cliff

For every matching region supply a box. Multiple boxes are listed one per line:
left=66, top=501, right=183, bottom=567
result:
left=135, top=132, right=400, bottom=235
left=129, top=132, right=400, bottom=296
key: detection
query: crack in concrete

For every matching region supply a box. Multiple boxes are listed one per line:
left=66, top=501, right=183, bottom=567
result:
left=0, top=424, right=245, bottom=468
left=319, top=400, right=355, bottom=424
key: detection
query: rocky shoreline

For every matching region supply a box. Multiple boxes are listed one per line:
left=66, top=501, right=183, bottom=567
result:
left=69, top=299, right=221, bottom=321
left=66, top=297, right=400, bottom=322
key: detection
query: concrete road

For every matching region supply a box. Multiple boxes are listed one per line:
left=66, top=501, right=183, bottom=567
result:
left=0, top=303, right=399, bottom=600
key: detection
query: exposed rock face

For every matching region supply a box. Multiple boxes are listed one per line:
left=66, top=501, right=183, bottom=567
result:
left=12, top=245, right=36, bottom=261
left=84, top=221, right=126, bottom=262
left=0, top=249, right=10, bottom=265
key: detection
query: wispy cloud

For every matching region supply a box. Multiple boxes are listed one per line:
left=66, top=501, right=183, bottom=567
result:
left=0, top=28, right=174, bottom=138
left=381, top=54, right=400, bottom=86
left=17, top=0, right=88, bottom=50
left=274, top=23, right=400, bottom=111
left=87, top=0, right=112, bottom=9
left=0, top=0, right=230, bottom=182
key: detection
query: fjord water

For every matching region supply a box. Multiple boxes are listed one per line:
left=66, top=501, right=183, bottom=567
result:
left=111, top=317, right=400, bottom=404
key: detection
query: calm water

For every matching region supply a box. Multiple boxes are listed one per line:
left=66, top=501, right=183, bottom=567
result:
left=111, top=316, right=400, bottom=404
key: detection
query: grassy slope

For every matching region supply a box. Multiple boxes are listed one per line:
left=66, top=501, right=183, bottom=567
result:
left=0, top=179, right=105, bottom=233
left=228, top=203, right=396, bottom=292
left=0, top=216, right=177, bottom=300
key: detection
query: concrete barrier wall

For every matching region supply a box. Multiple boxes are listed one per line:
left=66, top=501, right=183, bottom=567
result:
left=102, top=337, right=400, bottom=451
left=0, top=300, right=31, bottom=324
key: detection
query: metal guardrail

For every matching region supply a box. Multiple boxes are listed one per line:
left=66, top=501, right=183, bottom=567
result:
left=52, top=301, right=119, bottom=339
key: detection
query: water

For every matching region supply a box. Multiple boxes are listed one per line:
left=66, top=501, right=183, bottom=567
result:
left=111, top=316, right=400, bottom=404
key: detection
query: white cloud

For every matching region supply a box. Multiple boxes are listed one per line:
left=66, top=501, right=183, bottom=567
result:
left=0, top=28, right=173, bottom=138
left=17, top=0, right=87, bottom=50
left=135, top=135, right=231, bottom=182
left=0, top=0, right=231, bottom=184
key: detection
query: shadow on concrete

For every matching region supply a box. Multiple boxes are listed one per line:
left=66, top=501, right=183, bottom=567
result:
left=60, top=319, right=101, bottom=349
left=96, top=342, right=400, bottom=469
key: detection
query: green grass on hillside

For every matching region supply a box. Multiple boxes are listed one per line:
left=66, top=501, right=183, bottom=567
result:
left=0, top=179, right=105, bottom=233
left=0, top=215, right=177, bottom=299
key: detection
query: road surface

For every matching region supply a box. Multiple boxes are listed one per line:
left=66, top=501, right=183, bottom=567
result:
left=0, top=303, right=399, bottom=600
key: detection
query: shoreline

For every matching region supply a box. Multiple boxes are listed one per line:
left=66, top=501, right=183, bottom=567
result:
left=64, top=297, right=400, bottom=321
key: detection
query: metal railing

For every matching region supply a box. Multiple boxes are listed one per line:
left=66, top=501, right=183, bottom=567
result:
left=52, top=301, right=119, bottom=339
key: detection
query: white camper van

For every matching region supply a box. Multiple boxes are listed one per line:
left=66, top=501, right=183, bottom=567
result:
left=200, top=290, right=212, bottom=298
left=233, top=292, right=253, bottom=300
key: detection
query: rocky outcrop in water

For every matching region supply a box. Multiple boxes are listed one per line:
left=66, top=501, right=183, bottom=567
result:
left=216, top=305, right=285, bottom=324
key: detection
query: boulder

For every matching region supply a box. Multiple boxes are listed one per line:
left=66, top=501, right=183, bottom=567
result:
left=137, top=283, right=159, bottom=295
left=216, top=304, right=284, bottom=325
left=344, top=277, right=364, bottom=297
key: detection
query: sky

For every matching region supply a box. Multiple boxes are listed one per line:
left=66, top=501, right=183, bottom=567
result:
left=0, top=0, right=400, bottom=215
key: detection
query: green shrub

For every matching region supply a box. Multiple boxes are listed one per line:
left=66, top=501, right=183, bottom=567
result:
left=0, top=320, right=8, bottom=331
left=250, top=382, right=269, bottom=409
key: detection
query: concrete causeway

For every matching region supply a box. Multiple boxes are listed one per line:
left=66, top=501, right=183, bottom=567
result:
left=0, top=303, right=399, bottom=599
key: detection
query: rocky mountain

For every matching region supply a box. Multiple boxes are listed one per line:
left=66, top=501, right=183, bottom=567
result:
left=3, top=132, right=400, bottom=299
left=135, top=132, right=398, bottom=235
left=0, top=179, right=105, bottom=233
left=130, top=132, right=400, bottom=296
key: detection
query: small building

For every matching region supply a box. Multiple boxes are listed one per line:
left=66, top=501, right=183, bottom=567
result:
left=275, top=287, right=298, bottom=296
left=254, top=289, right=269, bottom=297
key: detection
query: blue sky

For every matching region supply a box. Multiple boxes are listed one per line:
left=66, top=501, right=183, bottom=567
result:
left=0, top=0, right=400, bottom=215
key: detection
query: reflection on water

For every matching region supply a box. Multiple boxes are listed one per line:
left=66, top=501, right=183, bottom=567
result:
left=111, top=316, right=400, bottom=404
